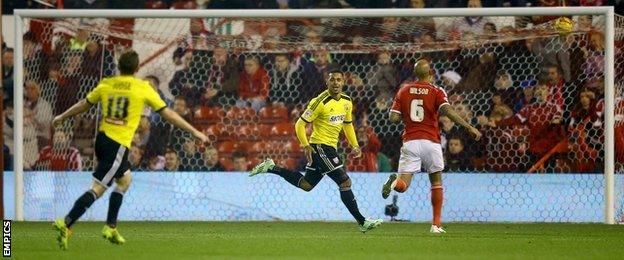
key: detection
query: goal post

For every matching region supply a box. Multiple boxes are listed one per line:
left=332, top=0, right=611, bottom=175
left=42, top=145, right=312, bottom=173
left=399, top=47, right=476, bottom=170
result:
left=11, top=7, right=617, bottom=223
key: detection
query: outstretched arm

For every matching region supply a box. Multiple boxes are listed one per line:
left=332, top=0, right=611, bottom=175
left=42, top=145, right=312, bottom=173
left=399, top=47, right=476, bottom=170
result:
left=439, top=104, right=482, bottom=141
left=159, top=107, right=208, bottom=142
left=52, top=99, right=92, bottom=127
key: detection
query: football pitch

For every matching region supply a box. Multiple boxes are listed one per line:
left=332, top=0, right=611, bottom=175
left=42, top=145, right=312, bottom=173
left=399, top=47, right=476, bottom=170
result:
left=10, top=221, right=624, bottom=259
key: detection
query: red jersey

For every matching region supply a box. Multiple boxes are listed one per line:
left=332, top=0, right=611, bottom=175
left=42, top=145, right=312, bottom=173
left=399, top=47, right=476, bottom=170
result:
left=391, top=81, right=449, bottom=143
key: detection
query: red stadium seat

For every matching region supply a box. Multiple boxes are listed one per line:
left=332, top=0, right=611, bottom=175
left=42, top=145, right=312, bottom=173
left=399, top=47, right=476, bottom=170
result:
left=270, top=141, right=288, bottom=156
left=283, top=157, right=298, bottom=170
left=194, top=106, right=224, bottom=122
left=236, top=124, right=258, bottom=140
left=249, top=141, right=270, bottom=155
left=236, top=141, right=252, bottom=151
left=270, top=122, right=295, bottom=140
left=226, top=107, right=256, bottom=123
left=273, top=156, right=298, bottom=170
left=272, top=105, right=289, bottom=122
left=285, top=139, right=302, bottom=156
left=218, top=123, right=237, bottom=140
left=258, top=104, right=289, bottom=123
left=256, top=124, right=272, bottom=139
left=219, top=158, right=234, bottom=171
left=217, top=141, right=235, bottom=155
left=203, top=124, right=222, bottom=137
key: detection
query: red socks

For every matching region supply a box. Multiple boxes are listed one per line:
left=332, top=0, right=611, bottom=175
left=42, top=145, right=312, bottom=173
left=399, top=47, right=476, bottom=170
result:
left=431, top=185, right=443, bottom=227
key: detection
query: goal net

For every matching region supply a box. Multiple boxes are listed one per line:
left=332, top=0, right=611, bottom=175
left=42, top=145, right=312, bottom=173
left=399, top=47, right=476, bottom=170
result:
left=10, top=8, right=624, bottom=223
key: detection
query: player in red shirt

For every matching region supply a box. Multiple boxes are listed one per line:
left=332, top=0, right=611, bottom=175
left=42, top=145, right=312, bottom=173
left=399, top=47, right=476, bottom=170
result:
left=381, top=59, right=481, bottom=233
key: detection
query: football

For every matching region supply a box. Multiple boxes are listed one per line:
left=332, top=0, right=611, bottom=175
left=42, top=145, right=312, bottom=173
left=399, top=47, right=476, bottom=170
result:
left=555, top=17, right=574, bottom=34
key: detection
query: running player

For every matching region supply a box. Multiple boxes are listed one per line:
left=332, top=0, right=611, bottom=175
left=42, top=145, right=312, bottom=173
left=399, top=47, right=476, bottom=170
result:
left=249, top=69, right=383, bottom=233
left=52, top=51, right=208, bottom=249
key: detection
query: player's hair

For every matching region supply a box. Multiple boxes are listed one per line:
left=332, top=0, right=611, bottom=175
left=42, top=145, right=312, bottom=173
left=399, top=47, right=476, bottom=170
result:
left=327, top=68, right=343, bottom=76
left=118, top=50, right=140, bottom=75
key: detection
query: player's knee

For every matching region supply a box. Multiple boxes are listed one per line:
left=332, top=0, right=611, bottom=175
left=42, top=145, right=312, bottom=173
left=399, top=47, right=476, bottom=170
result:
left=91, top=183, right=107, bottom=198
left=115, top=183, right=130, bottom=194
left=114, top=171, right=132, bottom=193
left=339, top=178, right=352, bottom=190
left=300, top=180, right=313, bottom=192
left=428, top=171, right=442, bottom=187
left=92, top=188, right=105, bottom=198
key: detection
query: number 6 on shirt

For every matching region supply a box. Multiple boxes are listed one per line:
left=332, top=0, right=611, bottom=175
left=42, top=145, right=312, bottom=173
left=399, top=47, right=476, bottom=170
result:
left=410, top=99, right=424, bottom=122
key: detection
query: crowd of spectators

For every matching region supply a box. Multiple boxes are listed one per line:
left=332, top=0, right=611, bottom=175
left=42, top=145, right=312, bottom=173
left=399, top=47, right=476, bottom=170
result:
left=2, top=0, right=623, bottom=173
left=3, top=0, right=624, bottom=12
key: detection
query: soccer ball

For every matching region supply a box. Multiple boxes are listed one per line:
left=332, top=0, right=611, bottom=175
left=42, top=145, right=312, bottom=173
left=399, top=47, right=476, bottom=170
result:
left=554, top=17, right=574, bottom=35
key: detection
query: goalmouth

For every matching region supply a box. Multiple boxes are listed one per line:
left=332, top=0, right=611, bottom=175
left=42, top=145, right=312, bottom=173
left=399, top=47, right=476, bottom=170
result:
left=10, top=7, right=617, bottom=223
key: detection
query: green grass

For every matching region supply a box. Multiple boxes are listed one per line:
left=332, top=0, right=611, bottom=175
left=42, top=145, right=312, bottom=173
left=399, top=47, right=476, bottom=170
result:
left=10, top=221, right=624, bottom=259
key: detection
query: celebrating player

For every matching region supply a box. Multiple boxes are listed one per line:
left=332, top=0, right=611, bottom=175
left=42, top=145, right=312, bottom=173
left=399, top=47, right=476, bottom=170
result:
left=249, top=69, right=383, bottom=233
left=381, top=59, right=481, bottom=233
left=51, top=51, right=208, bottom=250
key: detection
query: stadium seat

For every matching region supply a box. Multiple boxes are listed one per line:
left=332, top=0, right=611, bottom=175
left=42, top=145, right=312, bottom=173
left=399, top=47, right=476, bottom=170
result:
left=236, top=141, right=252, bottom=151
left=194, top=106, right=224, bottom=123
left=219, top=157, right=234, bottom=171
left=217, top=141, right=235, bottom=155
left=270, top=122, right=295, bottom=140
left=203, top=124, right=222, bottom=137
left=273, top=155, right=298, bottom=170
left=272, top=105, right=289, bottom=122
left=217, top=123, right=237, bottom=140
left=283, top=157, right=298, bottom=170
left=226, top=107, right=256, bottom=123
left=285, top=139, right=302, bottom=156
left=236, top=124, right=258, bottom=141
left=249, top=141, right=270, bottom=156
left=258, top=104, right=289, bottom=123
left=256, top=124, right=272, bottom=139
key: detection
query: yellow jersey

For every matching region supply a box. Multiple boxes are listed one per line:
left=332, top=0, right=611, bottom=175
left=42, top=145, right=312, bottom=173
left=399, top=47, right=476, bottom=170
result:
left=300, top=90, right=353, bottom=148
left=86, top=75, right=167, bottom=148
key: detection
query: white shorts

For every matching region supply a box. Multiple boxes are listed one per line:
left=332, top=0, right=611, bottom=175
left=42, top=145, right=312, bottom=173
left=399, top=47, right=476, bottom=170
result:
left=397, top=139, right=444, bottom=174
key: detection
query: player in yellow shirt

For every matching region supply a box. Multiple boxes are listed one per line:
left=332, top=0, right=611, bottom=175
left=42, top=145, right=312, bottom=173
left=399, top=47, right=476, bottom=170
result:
left=249, top=69, right=382, bottom=233
left=51, top=51, right=208, bottom=250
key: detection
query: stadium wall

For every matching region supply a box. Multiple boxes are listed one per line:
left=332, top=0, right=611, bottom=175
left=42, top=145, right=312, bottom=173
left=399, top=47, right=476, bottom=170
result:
left=3, top=171, right=617, bottom=222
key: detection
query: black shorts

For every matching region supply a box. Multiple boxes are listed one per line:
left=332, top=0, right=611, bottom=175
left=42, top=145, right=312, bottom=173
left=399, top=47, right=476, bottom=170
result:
left=303, top=144, right=350, bottom=187
left=93, top=132, right=130, bottom=187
